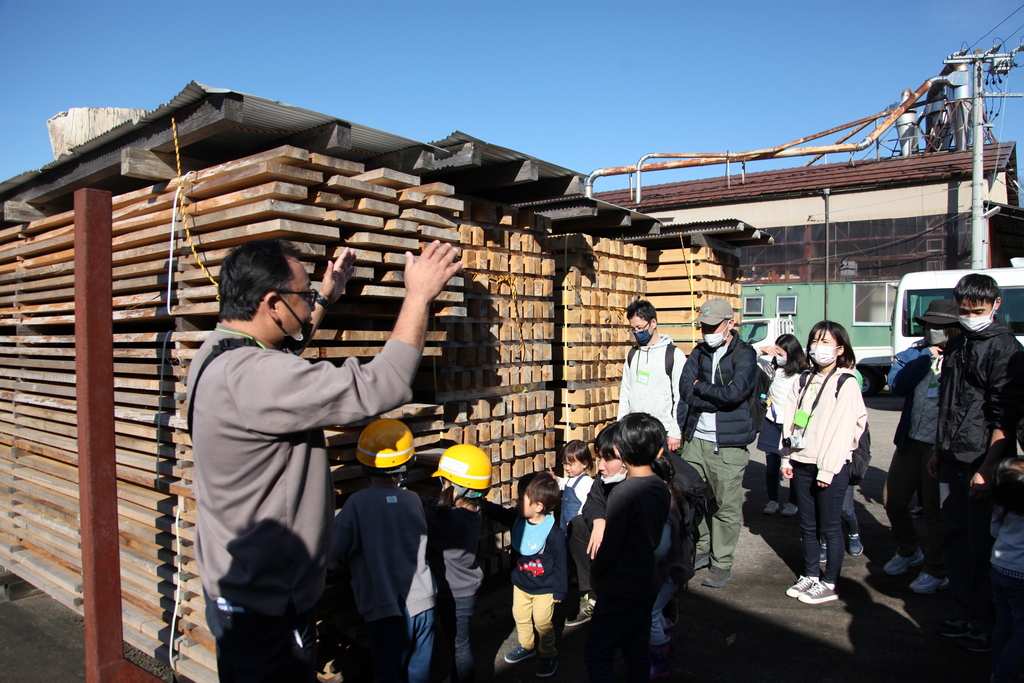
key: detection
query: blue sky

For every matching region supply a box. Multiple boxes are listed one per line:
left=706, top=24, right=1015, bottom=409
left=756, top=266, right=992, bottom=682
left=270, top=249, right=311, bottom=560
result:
left=2, top=0, right=1023, bottom=193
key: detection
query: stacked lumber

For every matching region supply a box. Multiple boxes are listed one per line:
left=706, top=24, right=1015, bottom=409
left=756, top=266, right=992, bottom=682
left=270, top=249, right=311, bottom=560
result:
left=645, top=241, right=742, bottom=353
left=0, top=145, right=529, bottom=683
left=552, top=234, right=647, bottom=445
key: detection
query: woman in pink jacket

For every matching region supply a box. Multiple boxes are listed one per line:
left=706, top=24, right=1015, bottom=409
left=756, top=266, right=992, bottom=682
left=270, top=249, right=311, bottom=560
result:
left=780, top=321, right=868, bottom=605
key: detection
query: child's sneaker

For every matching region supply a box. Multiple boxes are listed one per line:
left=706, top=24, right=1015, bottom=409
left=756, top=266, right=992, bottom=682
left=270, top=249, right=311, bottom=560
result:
left=565, top=595, right=595, bottom=627
left=504, top=645, right=536, bottom=664
left=847, top=534, right=863, bottom=556
left=536, top=657, right=558, bottom=678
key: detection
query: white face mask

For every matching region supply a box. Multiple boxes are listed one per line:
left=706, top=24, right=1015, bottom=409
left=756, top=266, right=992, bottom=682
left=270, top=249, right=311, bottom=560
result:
left=959, top=312, right=994, bottom=333
left=810, top=344, right=838, bottom=367
left=601, top=466, right=627, bottom=484
left=704, top=332, right=725, bottom=348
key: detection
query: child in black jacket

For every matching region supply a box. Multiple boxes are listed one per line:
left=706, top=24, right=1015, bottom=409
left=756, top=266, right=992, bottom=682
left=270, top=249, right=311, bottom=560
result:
left=483, top=472, right=566, bottom=679
left=585, top=413, right=672, bottom=682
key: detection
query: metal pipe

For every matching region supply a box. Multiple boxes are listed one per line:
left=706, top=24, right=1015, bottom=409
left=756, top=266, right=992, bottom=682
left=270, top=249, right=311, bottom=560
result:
left=584, top=79, right=935, bottom=200
left=75, top=188, right=164, bottom=683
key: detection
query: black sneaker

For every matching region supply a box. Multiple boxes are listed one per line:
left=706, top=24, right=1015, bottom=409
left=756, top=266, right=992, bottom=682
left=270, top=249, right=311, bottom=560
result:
left=504, top=645, right=536, bottom=664
left=536, top=657, right=558, bottom=678
left=565, top=596, right=595, bottom=627
left=935, top=617, right=971, bottom=638
left=959, top=630, right=991, bottom=653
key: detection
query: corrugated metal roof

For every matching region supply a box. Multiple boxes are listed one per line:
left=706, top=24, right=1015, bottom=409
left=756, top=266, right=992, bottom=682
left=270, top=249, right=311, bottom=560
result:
left=594, top=143, right=1018, bottom=211
left=430, top=131, right=580, bottom=179
left=1, top=82, right=458, bottom=196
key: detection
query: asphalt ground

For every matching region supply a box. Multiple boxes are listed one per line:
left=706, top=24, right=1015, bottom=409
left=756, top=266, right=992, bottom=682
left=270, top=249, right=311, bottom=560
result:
left=1, top=391, right=993, bottom=682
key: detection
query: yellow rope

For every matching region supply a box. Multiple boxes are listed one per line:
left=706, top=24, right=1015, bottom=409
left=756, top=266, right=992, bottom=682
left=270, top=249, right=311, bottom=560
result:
left=172, top=116, right=219, bottom=296
left=682, top=234, right=697, bottom=325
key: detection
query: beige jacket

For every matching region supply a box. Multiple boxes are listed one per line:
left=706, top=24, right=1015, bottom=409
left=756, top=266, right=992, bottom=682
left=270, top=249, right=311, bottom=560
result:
left=781, top=368, right=867, bottom=484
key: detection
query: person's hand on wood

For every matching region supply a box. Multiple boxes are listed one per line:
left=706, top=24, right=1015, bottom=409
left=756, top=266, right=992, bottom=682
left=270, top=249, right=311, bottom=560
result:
left=405, top=241, right=461, bottom=304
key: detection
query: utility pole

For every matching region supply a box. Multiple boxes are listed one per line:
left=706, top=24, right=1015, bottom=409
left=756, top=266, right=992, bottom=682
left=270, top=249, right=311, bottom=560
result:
left=944, top=45, right=1024, bottom=270
left=824, top=188, right=831, bottom=320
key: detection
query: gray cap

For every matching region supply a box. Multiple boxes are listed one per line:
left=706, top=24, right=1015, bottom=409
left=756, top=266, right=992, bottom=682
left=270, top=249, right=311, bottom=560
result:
left=695, top=298, right=734, bottom=325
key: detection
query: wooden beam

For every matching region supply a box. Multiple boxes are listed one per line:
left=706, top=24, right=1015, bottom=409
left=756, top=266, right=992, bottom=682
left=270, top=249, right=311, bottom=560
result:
left=120, top=148, right=204, bottom=181
left=4, top=201, right=53, bottom=223
left=364, top=145, right=436, bottom=174
left=476, top=174, right=585, bottom=204
left=534, top=204, right=597, bottom=221
left=692, top=232, right=741, bottom=257
left=554, top=210, right=632, bottom=232
left=430, top=143, right=482, bottom=172
left=2, top=93, right=244, bottom=205
left=427, top=160, right=539, bottom=194
left=282, top=121, right=351, bottom=156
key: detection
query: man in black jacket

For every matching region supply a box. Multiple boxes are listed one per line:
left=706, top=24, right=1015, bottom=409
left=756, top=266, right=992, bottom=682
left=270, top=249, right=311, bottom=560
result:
left=677, top=298, right=757, bottom=588
left=928, top=274, right=1024, bottom=653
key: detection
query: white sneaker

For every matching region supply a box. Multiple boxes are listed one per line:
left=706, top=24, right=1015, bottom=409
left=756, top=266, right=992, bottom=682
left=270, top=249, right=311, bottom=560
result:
left=763, top=500, right=780, bottom=515
left=910, top=571, right=950, bottom=594
left=799, top=580, right=839, bottom=604
left=786, top=575, right=818, bottom=598
left=882, top=549, right=924, bottom=576
left=781, top=503, right=799, bottom=517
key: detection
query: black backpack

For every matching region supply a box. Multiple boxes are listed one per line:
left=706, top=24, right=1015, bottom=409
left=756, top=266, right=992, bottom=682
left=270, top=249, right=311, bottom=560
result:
left=667, top=451, right=709, bottom=585
left=795, top=371, right=872, bottom=485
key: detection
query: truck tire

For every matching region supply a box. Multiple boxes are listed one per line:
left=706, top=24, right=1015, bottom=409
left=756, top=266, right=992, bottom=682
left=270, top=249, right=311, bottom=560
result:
left=858, top=366, right=884, bottom=397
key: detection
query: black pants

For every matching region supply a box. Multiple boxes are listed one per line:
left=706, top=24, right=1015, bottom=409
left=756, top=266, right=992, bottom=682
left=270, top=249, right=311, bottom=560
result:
left=204, top=593, right=317, bottom=683
left=584, top=593, right=656, bottom=682
left=568, top=515, right=594, bottom=593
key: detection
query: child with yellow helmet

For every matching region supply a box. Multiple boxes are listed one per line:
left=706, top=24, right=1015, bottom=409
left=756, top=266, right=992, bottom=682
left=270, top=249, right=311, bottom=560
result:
left=422, top=444, right=493, bottom=683
left=333, top=419, right=435, bottom=683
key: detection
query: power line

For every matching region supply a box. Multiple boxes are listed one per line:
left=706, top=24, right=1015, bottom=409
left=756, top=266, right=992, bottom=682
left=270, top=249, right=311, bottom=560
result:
left=970, top=3, right=1024, bottom=50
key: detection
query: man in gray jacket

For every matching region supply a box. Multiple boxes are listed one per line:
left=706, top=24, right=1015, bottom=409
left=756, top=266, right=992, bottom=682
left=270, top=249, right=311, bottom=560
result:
left=187, top=239, right=460, bottom=682
left=618, top=299, right=686, bottom=451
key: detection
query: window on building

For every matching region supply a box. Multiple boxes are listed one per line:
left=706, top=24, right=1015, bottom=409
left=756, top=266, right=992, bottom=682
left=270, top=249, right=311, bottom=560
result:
left=743, top=296, right=764, bottom=317
left=777, top=295, right=798, bottom=316
left=854, top=282, right=896, bottom=326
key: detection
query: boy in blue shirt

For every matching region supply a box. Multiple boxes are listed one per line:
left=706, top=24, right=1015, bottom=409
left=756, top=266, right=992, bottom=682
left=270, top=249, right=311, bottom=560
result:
left=484, top=472, right=566, bottom=679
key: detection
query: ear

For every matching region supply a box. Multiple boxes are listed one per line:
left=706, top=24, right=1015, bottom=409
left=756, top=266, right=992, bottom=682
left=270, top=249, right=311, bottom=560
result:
left=656, top=447, right=664, bottom=459
left=994, top=296, right=1003, bottom=311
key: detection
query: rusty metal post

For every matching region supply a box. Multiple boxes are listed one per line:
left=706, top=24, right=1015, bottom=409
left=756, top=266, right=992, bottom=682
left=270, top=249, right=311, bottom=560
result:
left=75, top=189, right=164, bottom=683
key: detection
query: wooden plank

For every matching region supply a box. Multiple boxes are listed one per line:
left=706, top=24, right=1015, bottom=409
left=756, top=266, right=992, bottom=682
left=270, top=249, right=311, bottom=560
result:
left=306, top=153, right=363, bottom=177
left=351, top=168, right=421, bottom=189
left=185, top=181, right=308, bottom=215
left=400, top=209, right=455, bottom=229
left=188, top=199, right=326, bottom=232
left=323, top=175, right=398, bottom=201
left=342, top=232, right=419, bottom=251
left=186, top=162, right=322, bottom=200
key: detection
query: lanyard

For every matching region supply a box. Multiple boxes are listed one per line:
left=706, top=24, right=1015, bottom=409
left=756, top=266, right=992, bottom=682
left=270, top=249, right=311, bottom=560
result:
left=795, top=368, right=839, bottom=420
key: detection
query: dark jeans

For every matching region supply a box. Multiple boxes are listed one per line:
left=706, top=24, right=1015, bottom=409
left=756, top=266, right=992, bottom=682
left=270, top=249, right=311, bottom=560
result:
left=203, top=593, right=316, bottom=683
left=569, top=515, right=594, bottom=593
left=939, top=460, right=995, bottom=633
left=764, top=450, right=796, bottom=504
left=436, top=594, right=477, bottom=683
left=991, top=568, right=1024, bottom=683
left=884, top=438, right=945, bottom=577
left=367, top=607, right=435, bottom=683
left=585, top=593, right=656, bottom=683
left=791, top=461, right=850, bottom=585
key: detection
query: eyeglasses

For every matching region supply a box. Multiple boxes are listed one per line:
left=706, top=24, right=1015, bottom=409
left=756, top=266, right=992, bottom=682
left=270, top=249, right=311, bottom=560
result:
left=278, top=288, right=318, bottom=307
left=630, top=321, right=651, bottom=334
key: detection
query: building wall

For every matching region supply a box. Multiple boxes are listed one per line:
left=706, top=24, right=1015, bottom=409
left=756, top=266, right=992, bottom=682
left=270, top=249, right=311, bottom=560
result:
left=742, top=281, right=894, bottom=353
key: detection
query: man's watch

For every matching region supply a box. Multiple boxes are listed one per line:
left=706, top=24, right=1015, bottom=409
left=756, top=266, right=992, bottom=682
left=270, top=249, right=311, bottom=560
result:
left=314, top=293, right=332, bottom=309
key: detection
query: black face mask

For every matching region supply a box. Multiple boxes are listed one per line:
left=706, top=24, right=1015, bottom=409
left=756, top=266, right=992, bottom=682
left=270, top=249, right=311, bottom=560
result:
left=277, top=298, right=313, bottom=353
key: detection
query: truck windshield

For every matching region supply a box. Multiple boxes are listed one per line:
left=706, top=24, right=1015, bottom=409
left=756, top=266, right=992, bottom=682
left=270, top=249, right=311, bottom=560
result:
left=904, top=286, right=1024, bottom=336
left=740, top=321, right=768, bottom=345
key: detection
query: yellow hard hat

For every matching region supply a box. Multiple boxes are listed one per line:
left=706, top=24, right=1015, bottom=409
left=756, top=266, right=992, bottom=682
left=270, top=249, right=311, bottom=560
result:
left=432, top=444, right=492, bottom=490
left=356, top=419, right=415, bottom=470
